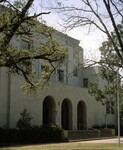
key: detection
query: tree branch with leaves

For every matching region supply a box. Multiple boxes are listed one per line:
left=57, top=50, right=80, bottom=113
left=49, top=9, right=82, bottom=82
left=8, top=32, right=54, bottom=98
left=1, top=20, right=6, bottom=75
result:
left=0, top=0, right=68, bottom=94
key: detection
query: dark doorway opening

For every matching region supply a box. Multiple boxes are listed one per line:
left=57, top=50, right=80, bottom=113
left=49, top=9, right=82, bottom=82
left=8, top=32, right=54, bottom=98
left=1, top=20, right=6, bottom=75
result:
left=43, top=96, right=56, bottom=126
left=61, top=99, right=72, bottom=130
left=77, top=101, right=86, bottom=130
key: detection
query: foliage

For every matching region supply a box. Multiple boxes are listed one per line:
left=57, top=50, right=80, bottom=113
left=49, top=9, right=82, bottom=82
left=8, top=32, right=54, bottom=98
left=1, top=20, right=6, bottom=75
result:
left=100, top=21, right=123, bottom=69
left=16, top=109, right=32, bottom=130
left=0, top=125, right=66, bottom=146
left=0, top=0, right=67, bottom=93
left=93, top=124, right=115, bottom=129
left=88, top=21, right=123, bottom=112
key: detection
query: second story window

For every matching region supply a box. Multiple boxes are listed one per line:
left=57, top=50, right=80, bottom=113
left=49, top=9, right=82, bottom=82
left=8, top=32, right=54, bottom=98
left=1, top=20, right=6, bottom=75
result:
left=41, top=64, right=50, bottom=77
left=41, top=65, right=49, bottom=72
left=73, top=67, right=78, bottom=77
left=19, top=38, right=32, bottom=74
left=57, top=69, right=64, bottom=83
left=20, top=39, right=31, bottom=50
left=83, top=78, right=88, bottom=88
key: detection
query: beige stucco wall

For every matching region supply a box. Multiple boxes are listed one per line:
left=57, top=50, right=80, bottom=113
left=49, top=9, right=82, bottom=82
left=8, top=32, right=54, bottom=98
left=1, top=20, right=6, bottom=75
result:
left=0, top=68, right=115, bottom=129
left=0, top=68, right=9, bottom=127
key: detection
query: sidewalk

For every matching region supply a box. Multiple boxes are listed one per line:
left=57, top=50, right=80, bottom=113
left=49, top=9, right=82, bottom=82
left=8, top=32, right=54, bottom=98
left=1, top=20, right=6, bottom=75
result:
left=0, top=138, right=123, bottom=150
left=81, top=137, right=123, bottom=143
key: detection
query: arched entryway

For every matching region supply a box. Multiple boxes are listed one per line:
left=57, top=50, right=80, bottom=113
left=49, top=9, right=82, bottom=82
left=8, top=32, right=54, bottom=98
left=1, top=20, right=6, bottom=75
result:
left=61, top=99, right=72, bottom=130
left=43, top=96, right=56, bottom=126
left=77, top=101, right=87, bottom=130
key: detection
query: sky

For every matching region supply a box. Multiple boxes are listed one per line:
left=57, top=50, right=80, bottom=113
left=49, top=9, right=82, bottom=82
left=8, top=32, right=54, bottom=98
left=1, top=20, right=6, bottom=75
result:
left=33, top=0, right=108, bottom=61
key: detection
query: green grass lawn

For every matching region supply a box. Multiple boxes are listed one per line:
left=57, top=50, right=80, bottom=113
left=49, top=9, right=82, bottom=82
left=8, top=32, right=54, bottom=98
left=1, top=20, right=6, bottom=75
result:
left=1, top=143, right=123, bottom=150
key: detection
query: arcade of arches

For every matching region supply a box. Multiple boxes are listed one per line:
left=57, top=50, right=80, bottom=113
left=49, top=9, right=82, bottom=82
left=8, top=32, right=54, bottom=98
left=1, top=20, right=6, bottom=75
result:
left=42, top=96, right=87, bottom=130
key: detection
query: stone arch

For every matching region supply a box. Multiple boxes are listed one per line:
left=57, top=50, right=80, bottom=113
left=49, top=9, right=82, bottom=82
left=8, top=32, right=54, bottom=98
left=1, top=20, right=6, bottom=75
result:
left=61, top=99, right=72, bottom=130
left=77, top=101, right=87, bottom=130
left=43, top=96, right=56, bottom=126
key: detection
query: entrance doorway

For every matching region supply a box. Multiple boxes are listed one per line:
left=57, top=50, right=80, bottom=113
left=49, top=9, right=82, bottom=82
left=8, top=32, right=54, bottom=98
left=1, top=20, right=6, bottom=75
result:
left=61, top=99, right=72, bottom=130
left=43, top=96, right=56, bottom=126
left=77, top=101, right=86, bottom=130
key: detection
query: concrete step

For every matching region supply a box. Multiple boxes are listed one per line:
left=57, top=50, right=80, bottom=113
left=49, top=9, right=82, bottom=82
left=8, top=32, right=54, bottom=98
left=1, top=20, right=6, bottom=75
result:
left=68, top=129, right=115, bottom=141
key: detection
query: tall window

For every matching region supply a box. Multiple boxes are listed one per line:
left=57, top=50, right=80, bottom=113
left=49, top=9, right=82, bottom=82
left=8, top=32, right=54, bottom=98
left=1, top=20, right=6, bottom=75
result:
left=41, top=65, right=49, bottom=72
left=20, top=39, right=31, bottom=50
left=111, top=101, right=115, bottom=114
left=106, top=101, right=110, bottom=114
left=41, top=65, right=50, bottom=80
left=20, top=38, right=32, bottom=73
left=73, top=67, right=78, bottom=77
left=106, top=101, right=115, bottom=114
left=83, top=78, right=88, bottom=88
left=57, top=69, right=64, bottom=82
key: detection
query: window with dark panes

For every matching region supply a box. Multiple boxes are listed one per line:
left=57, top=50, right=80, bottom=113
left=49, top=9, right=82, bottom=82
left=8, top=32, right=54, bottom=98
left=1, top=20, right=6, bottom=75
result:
left=73, top=67, right=78, bottom=77
left=111, top=101, right=115, bottom=114
left=20, top=39, right=30, bottom=50
left=20, top=39, right=32, bottom=73
left=106, top=101, right=110, bottom=114
left=57, top=69, right=64, bottom=82
left=41, top=65, right=50, bottom=80
left=83, top=78, right=88, bottom=88
left=41, top=65, right=50, bottom=73
left=106, top=101, right=115, bottom=114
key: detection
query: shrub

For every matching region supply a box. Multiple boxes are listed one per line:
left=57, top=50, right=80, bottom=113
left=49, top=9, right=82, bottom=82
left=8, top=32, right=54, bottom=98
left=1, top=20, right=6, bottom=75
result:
left=93, top=124, right=115, bottom=129
left=16, top=109, right=32, bottom=130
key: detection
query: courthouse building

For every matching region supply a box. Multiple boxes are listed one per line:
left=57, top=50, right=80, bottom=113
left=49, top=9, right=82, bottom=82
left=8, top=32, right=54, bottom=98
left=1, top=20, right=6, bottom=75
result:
left=0, top=29, right=115, bottom=130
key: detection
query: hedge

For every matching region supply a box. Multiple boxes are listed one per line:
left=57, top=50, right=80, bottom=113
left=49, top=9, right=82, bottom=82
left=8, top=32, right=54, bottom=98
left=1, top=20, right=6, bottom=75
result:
left=0, top=126, right=68, bottom=146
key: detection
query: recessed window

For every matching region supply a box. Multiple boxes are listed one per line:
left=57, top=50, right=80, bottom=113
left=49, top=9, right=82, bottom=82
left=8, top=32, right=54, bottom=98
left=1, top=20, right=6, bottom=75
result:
left=19, top=39, right=32, bottom=74
left=41, top=65, right=50, bottom=79
left=20, top=39, right=31, bottom=50
left=106, top=101, right=110, bottom=114
left=41, top=65, right=49, bottom=72
left=65, top=40, right=68, bottom=45
left=83, top=78, right=88, bottom=88
left=73, top=67, right=78, bottom=77
left=111, top=101, right=115, bottom=114
left=57, top=69, right=64, bottom=82
left=106, top=101, right=115, bottom=114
